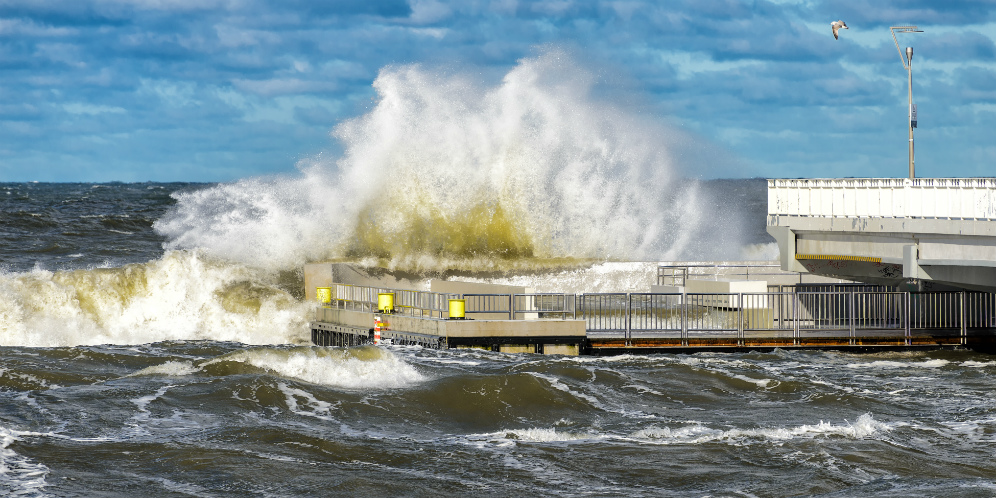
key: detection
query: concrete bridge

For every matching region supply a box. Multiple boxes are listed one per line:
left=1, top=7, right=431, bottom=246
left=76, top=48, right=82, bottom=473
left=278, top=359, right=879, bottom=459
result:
left=767, top=178, right=996, bottom=292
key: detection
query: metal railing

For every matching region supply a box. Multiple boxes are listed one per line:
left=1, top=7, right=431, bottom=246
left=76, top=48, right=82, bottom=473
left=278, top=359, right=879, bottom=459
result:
left=658, top=264, right=782, bottom=287
left=513, top=293, right=577, bottom=320
left=324, top=283, right=456, bottom=318
left=657, top=264, right=857, bottom=288
left=768, top=178, right=996, bottom=220
left=318, top=282, right=996, bottom=345
left=462, top=294, right=514, bottom=320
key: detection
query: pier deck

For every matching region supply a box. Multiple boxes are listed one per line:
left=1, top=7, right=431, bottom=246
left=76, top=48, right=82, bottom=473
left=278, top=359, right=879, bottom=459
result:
left=309, top=279, right=996, bottom=355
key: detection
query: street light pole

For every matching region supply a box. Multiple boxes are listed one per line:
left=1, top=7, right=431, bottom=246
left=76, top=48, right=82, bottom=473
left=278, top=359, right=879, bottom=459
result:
left=907, top=46, right=914, bottom=179
left=891, top=26, right=923, bottom=179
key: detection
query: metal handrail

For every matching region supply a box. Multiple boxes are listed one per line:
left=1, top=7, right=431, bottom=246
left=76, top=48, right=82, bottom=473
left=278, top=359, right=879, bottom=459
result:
left=317, top=283, right=996, bottom=340
left=324, top=283, right=456, bottom=319
left=462, top=293, right=514, bottom=320
left=513, top=293, right=577, bottom=320
left=656, top=264, right=848, bottom=287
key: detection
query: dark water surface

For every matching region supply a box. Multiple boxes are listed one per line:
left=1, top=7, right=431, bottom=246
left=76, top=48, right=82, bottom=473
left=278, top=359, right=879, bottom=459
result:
left=0, top=182, right=207, bottom=272
left=3, top=344, right=995, bottom=497
left=1, top=182, right=994, bottom=497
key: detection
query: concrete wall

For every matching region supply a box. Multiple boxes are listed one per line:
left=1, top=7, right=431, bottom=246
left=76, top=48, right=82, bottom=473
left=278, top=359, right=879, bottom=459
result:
left=314, top=307, right=584, bottom=339
left=682, top=279, right=769, bottom=309
left=312, top=306, right=586, bottom=355
left=303, top=263, right=335, bottom=303
left=429, top=280, right=531, bottom=296
left=304, top=262, right=426, bottom=302
left=445, top=318, right=584, bottom=338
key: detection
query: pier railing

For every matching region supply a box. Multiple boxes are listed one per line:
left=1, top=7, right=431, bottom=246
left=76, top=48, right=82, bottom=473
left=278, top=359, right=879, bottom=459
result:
left=768, top=178, right=996, bottom=220
left=325, top=283, right=457, bottom=318
left=657, top=264, right=782, bottom=287
left=319, top=283, right=996, bottom=345
left=656, top=264, right=858, bottom=288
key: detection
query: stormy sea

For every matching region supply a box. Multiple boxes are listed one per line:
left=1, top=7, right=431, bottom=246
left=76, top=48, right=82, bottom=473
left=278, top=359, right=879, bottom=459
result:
left=3, top=53, right=996, bottom=497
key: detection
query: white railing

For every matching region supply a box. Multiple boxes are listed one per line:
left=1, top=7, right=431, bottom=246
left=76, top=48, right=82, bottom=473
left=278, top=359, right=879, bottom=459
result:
left=768, top=178, right=996, bottom=220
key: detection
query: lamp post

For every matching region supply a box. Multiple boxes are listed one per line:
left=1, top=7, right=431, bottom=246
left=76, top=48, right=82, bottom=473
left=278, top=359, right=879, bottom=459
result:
left=891, top=26, right=923, bottom=179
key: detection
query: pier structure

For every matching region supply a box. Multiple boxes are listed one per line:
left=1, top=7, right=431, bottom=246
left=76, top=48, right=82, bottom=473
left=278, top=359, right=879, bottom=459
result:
left=306, top=178, right=996, bottom=355
left=767, top=178, right=996, bottom=292
left=306, top=263, right=996, bottom=354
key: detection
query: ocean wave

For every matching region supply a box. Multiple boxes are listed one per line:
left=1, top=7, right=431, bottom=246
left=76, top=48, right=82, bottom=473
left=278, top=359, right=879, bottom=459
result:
left=0, top=425, right=51, bottom=497
left=201, top=346, right=426, bottom=389
left=154, top=50, right=751, bottom=273
left=0, top=250, right=311, bottom=347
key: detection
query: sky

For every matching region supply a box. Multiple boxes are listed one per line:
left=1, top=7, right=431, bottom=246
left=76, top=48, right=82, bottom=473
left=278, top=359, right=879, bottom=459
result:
left=0, top=0, right=994, bottom=182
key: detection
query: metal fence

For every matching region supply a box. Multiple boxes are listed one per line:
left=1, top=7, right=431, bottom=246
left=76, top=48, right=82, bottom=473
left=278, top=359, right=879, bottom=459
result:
left=658, top=264, right=782, bottom=287
left=513, top=293, right=577, bottom=320
left=319, top=282, right=996, bottom=345
left=462, top=294, right=514, bottom=320
left=324, top=283, right=456, bottom=318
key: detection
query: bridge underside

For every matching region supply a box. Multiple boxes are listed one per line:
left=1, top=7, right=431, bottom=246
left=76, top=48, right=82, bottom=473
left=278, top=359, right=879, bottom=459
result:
left=768, top=215, right=996, bottom=293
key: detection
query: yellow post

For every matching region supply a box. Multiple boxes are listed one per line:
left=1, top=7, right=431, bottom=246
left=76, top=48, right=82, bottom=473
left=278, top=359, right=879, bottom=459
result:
left=448, top=299, right=466, bottom=320
left=316, top=287, right=332, bottom=306
left=377, top=293, right=395, bottom=313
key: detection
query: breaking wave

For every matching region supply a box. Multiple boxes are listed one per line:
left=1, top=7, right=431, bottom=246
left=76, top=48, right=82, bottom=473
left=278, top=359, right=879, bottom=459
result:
left=0, top=250, right=310, bottom=347
left=155, top=49, right=747, bottom=273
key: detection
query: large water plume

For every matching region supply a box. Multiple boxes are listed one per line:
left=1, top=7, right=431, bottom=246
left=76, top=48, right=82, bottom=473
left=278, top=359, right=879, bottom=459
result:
left=155, top=49, right=746, bottom=273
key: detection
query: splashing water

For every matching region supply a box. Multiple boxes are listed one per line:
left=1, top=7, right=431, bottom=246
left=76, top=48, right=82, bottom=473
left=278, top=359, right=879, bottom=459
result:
left=155, top=50, right=736, bottom=273
left=0, top=250, right=311, bottom=347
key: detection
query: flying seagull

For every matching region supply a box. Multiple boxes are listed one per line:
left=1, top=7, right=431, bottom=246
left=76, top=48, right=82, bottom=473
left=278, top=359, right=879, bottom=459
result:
left=831, top=20, right=848, bottom=40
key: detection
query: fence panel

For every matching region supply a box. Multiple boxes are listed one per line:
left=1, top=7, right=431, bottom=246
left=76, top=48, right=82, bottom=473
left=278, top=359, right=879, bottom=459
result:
left=580, top=294, right=628, bottom=337
left=514, top=294, right=576, bottom=320
left=851, top=292, right=905, bottom=331
left=909, top=292, right=962, bottom=338
left=463, top=294, right=513, bottom=320
left=628, top=293, right=683, bottom=338
left=683, top=293, right=741, bottom=339
left=966, top=292, right=996, bottom=329
left=795, top=292, right=851, bottom=338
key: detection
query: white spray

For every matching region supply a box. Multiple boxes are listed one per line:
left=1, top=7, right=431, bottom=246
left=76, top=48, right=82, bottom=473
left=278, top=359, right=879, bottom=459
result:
left=0, top=251, right=311, bottom=347
left=155, top=49, right=724, bottom=272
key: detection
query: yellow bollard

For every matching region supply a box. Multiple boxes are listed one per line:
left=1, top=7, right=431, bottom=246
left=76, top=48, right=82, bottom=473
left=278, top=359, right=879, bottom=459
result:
left=448, top=299, right=466, bottom=320
left=377, top=293, right=395, bottom=314
left=316, top=287, right=332, bottom=306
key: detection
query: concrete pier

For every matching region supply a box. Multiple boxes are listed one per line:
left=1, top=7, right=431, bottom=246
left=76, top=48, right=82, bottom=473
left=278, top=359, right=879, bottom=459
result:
left=306, top=262, right=996, bottom=354
left=313, top=306, right=587, bottom=354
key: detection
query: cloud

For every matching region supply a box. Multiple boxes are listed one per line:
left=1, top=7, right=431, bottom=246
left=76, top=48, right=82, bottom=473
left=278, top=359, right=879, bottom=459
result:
left=232, top=78, right=338, bottom=96
left=63, top=102, right=127, bottom=115
left=0, top=0, right=993, bottom=181
left=926, top=30, right=996, bottom=61
left=831, top=0, right=996, bottom=27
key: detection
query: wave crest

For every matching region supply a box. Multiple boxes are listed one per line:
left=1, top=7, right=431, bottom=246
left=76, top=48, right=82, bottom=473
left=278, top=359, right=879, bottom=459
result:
left=155, top=49, right=727, bottom=272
